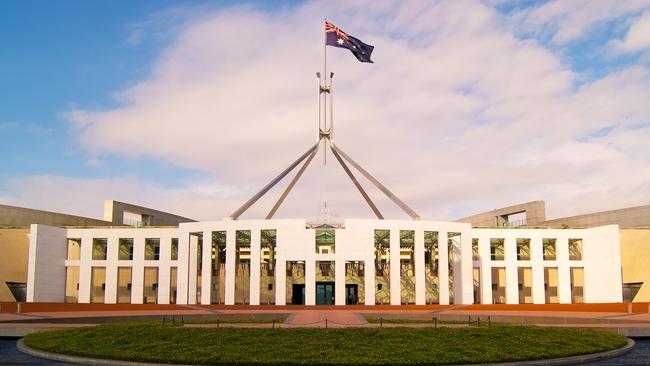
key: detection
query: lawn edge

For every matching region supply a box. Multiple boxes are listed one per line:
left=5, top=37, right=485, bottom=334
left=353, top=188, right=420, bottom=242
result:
left=17, top=337, right=635, bottom=366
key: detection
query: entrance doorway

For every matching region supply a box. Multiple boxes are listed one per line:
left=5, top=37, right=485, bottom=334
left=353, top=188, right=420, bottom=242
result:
left=316, top=282, right=335, bottom=305
left=291, top=284, right=305, bottom=305
left=345, top=284, right=358, bottom=305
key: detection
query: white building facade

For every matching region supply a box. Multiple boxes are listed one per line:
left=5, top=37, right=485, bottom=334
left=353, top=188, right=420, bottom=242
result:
left=26, top=220, right=622, bottom=305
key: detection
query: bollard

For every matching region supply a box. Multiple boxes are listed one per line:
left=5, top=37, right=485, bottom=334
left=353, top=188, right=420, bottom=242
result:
left=468, top=316, right=471, bottom=326
left=434, top=317, right=437, bottom=329
left=181, top=316, right=184, bottom=326
left=217, top=319, right=220, bottom=328
left=380, top=317, right=383, bottom=328
left=17, top=302, right=21, bottom=314
left=325, top=319, right=328, bottom=328
left=628, top=303, right=633, bottom=314
left=488, top=316, right=491, bottom=328
left=272, top=320, right=275, bottom=329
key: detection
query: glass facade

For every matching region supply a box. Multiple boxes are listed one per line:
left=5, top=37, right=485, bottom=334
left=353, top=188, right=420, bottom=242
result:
left=399, top=230, right=415, bottom=304
left=235, top=230, right=251, bottom=304
left=260, top=229, right=276, bottom=305
left=374, top=229, right=390, bottom=305
left=424, top=231, right=439, bottom=304
left=117, top=267, right=132, bottom=303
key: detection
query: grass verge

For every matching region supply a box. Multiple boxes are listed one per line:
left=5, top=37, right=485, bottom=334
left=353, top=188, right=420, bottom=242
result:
left=24, top=324, right=627, bottom=365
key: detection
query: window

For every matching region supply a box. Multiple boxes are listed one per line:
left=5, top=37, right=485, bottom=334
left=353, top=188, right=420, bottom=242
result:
left=67, top=239, right=81, bottom=260
left=490, top=239, right=504, bottom=260
left=315, top=225, right=335, bottom=254
left=569, top=239, right=583, bottom=260
left=118, top=238, right=134, bottom=260
left=424, top=231, right=439, bottom=305
left=171, top=238, right=179, bottom=260
left=92, top=238, right=107, bottom=260
left=472, top=238, right=479, bottom=260
left=516, top=238, right=530, bottom=260
left=543, top=239, right=556, bottom=260
left=145, top=238, right=160, bottom=260
left=374, top=229, right=390, bottom=305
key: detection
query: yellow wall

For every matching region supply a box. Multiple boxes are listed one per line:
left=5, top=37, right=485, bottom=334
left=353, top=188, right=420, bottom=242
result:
left=620, top=228, right=650, bottom=302
left=0, top=228, right=29, bottom=301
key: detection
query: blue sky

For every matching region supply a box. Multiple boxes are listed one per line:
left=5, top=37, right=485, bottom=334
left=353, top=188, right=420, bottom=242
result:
left=1, top=0, right=649, bottom=221
left=1, top=1, right=202, bottom=184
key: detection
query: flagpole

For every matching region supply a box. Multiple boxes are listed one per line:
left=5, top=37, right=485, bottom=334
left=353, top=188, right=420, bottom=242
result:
left=323, top=18, right=328, bottom=165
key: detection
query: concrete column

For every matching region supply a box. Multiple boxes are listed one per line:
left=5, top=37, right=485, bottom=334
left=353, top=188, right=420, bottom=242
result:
left=457, top=230, right=474, bottom=304
left=250, top=229, right=261, bottom=306
left=275, top=259, right=286, bottom=305
left=225, top=229, right=236, bottom=305
left=158, top=264, right=171, bottom=305
left=414, top=230, right=425, bottom=305
left=176, top=232, right=190, bottom=304
left=504, top=237, right=518, bottom=304
left=201, top=230, right=212, bottom=305
left=438, top=231, right=449, bottom=305
left=157, top=237, right=170, bottom=304
left=531, top=237, right=545, bottom=304
left=187, top=234, right=198, bottom=304
left=104, top=237, right=118, bottom=304
left=389, top=229, right=400, bottom=305
left=131, top=237, right=145, bottom=304
left=365, top=253, right=375, bottom=305
left=335, top=259, right=345, bottom=305
left=305, top=260, right=315, bottom=306
left=479, top=237, right=492, bottom=304
left=26, top=225, right=68, bottom=303
left=77, top=236, right=92, bottom=303
left=557, top=238, right=571, bottom=304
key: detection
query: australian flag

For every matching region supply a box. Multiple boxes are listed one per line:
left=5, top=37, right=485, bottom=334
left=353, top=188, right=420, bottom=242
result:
left=325, top=20, right=374, bottom=63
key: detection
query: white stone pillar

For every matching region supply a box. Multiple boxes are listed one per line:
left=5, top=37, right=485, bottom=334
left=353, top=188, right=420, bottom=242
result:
left=176, top=232, right=190, bottom=304
left=557, top=238, right=571, bottom=304
left=479, top=237, right=492, bottom=304
left=389, top=229, right=400, bottom=305
left=505, top=237, right=518, bottom=304
left=201, top=230, right=212, bottom=305
left=77, top=236, right=92, bottom=303
left=457, top=230, right=474, bottom=304
left=131, top=237, right=145, bottom=304
left=415, top=230, right=425, bottom=305
left=157, top=237, right=171, bottom=305
left=225, top=229, right=236, bottom=305
left=335, top=259, right=345, bottom=305
left=531, top=237, right=545, bottom=304
left=365, top=253, right=375, bottom=306
left=250, top=229, right=261, bottom=306
left=103, top=237, right=118, bottom=304
left=438, top=231, right=449, bottom=305
left=305, top=260, right=315, bottom=305
left=275, top=259, right=286, bottom=305
left=187, top=234, right=198, bottom=304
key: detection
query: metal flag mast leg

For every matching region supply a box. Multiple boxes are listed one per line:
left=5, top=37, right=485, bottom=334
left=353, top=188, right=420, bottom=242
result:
left=228, top=20, right=420, bottom=220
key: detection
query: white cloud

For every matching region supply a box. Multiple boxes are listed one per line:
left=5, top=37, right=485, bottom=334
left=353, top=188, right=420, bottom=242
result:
left=509, top=0, right=650, bottom=44
left=610, top=10, right=650, bottom=53
left=16, top=0, right=647, bottom=221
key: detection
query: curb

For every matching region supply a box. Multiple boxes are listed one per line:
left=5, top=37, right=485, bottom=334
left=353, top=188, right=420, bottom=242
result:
left=17, top=338, right=635, bottom=366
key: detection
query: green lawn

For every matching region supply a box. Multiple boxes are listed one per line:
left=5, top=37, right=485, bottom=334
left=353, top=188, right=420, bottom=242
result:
left=24, top=324, right=628, bottom=365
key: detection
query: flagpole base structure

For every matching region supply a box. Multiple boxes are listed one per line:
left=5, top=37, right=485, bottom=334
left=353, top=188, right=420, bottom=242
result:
left=229, top=20, right=409, bottom=220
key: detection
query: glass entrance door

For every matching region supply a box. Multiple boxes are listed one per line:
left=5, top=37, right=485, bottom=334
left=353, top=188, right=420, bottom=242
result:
left=345, top=284, right=358, bottom=305
left=316, top=282, right=335, bottom=305
left=291, top=284, right=305, bottom=305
